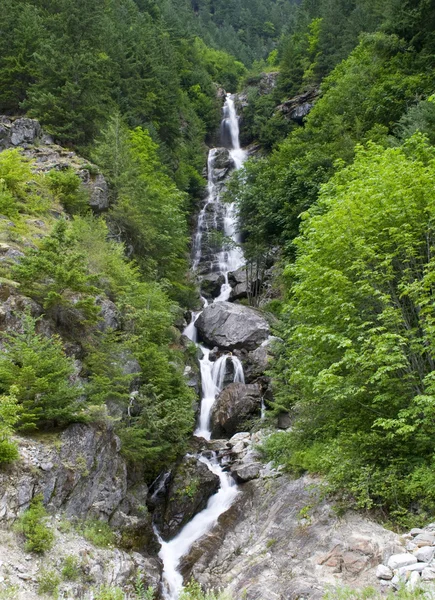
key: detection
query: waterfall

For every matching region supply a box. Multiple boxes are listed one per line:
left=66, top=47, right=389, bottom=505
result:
left=158, top=94, right=247, bottom=600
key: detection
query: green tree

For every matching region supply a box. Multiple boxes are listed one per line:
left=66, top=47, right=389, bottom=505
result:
left=12, top=220, right=100, bottom=329
left=0, top=313, right=84, bottom=430
left=0, top=387, right=20, bottom=464
left=265, top=135, right=435, bottom=523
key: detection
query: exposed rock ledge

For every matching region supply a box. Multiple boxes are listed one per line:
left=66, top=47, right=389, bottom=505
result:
left=181, top=468, right=405, bottom=599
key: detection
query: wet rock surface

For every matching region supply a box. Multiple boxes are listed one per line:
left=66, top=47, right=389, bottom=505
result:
left=196, top=301, right=269, bottom=351
left=153, top=455, right=220, bottom=541
left=210, top=382, right=262, bottom=438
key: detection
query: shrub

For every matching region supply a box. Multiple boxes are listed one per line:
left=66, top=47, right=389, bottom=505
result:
left=94, top=587, right=125, bottom=600
left=46, top=168, right=89, bottom=215
left=0, top=386, right=20, bottom=464
left=61, top=555, right=81, bottom=581
left=37, top=569, right=60, bottom=597
left=15, top=495, right=54, bottom=553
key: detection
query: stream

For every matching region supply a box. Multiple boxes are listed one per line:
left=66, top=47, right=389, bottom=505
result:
left=157, top=94, right=248, bottom=599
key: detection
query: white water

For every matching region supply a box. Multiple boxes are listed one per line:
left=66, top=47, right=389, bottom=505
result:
left=158, top=94, right=247, bottom=600
left=157, top=454, right=239, bottom=599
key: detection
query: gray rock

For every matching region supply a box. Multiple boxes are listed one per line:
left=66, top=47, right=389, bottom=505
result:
left=387, top=553, right=418, bottom=570
left=211, top=148, right=235, bottom=180
left=414, top=532, right=435, bottom=546
left=200, top=272, right=225, bottom=300
left=231, top=463, right=261, bottom=483
left=422, top=567, right=435, bottom=581
left=196, top=301, right=269, bottom=351
left=228, top=266, right=262, bottom=301
left=10, top=118, right=41, bottom=146
left=376, top=564, right=393, bottom=580
left=415, top=546, right=435, bottom=563
left=277, top=412, right=292, bottom=429
left=210, top=382, right=262, bottom=438
left=153, top=455, right=220, bottom=541
left=406, top=570, right=421, bottom=590
left=0, top=424, right=153, bottom=547
left=87, top=173, right=110, bottom=212
left=97, top=297, right=120, bottom=332
left=182, top=474, right=402, bottom=599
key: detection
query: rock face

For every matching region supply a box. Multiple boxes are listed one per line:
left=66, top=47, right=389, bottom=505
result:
left=0, top=115, right=110, bottom=212
left=210, top=383, right=262, bottom=438
left=228, top=266, right=263, bottom=301
left=196, top=301, right=269, bottom=351
left=152, top=455, right=220, bottom=541
left=277, top=89, right=320, bottom=124
left=182, top=473, right=404, bottom=600
left=0, top=424, right=156, bottom=550
left=212, top=147, right=235, bottom=181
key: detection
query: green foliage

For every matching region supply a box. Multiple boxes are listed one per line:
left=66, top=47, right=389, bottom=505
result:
left=37, top=569, right=60, bottom=597
left=180, top=580, right=231, bottom=600
left=12, top=220, right=100, bottom=329
left=46, top=169, right=89, bottom=215
left=93, top=117, right=190, bottom=290
left=15, top=495, right=54, bottom=554
left=0, top=386, right=20, bottom=464
left=0, top=314, right=84, bottom=431
left=61, top=555, right=81, bottom=581
left=323, top=584, right=426, bottom=599
left=232, top=32, right=430, bottom=257
left=94, top=586, right=125, bottom=600
left=81, top=519, right=116, bottom=548
left=265, top=135, right=435, bottom=524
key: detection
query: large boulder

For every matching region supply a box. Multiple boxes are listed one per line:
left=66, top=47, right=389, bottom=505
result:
left=200, top=272, right=225, bottom=300
left=196, top=301, right=269, bottom=351
left=211, top=147, right=235, bottom=181
left=152, top=455, right=220, bottom=541
left=210, top=382, right=262, bottom=438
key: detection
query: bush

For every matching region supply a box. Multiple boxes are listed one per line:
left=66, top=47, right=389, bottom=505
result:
left=46, top=168, right=89, bottom=215
left=0, top=386, right=20, bottom=464
left=94, top=587, right=125, bottom=600
left=15, top=495, right=54, bottom=553
left=37, top=569, right=60, bottom=597
left=61, top=555, right=81, bottom=581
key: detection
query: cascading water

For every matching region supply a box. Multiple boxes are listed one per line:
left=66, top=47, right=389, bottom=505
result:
left=157, top=94, right=247, bottom=600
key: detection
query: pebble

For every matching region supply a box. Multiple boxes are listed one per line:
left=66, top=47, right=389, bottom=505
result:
left=397, top=561, right=428, bottom=576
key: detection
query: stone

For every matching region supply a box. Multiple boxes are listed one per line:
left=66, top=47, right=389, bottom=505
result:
left=410, top=528, right=426, bottom=536
left=210, top=382, right=262, bottom=438
left=10, top=118, right=41, bottom=146
left=229, top=432, right=251, bottom=444
left=87, top=173, right=110, bottom=212
left=387, top=553, right=418, bottom=570
left=200, top=272, right=225, bottom=300
left=415, top=546, right=435, bottom=563
left=231, top=462, right=261, bottom=483
left=422, top=567, right=435, bottom=581
left=406, top=570, right=421, bottom=590
left=414, top=533, right=435, bottom=546
left=152, top=455, right=220, bottom=541
left=228, top=266, right=263, bottom=301
left=96, top=297, right=120, bottom=332
left=277, top=412, right=292, bottom=429
left=376, top=564, right=393, bottom=580
left=196, top=301, right=269, bottom=351
left=397, top=562, right=428, bottom=576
